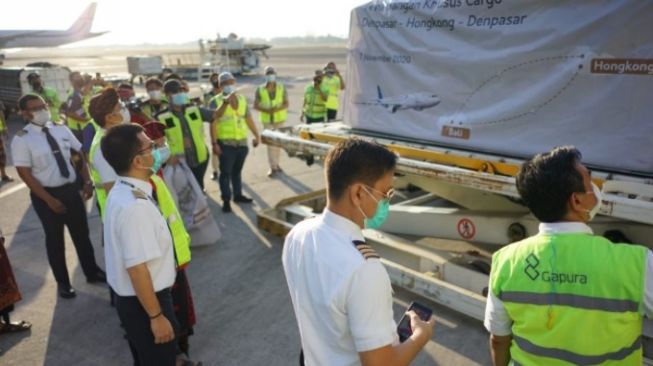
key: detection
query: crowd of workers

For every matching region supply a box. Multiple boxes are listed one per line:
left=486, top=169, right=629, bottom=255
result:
left=1, top=57, right=650, bottom=366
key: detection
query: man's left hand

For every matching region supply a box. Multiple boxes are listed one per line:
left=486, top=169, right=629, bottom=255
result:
left=252, top=136, right=261, bottom=148
left=82, top=184, right=93, bottom=201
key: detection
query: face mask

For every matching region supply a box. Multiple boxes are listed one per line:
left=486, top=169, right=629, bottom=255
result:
left=120, top=107, right=131, bottom=124
left=357, top=186, right=390, bottom=229
left=141, top=147, right=163, bottom=174
left=158, top=144, right=171, bottom=164
left=148, top=90, right=162, bottom=100
left=584, top=182, right=602, bottom=221
left=172, top=93, right=189, bottom=106
left=266, top=75, right=276, bottom=83
left=222, top=85, right=235, bottom=95
left=31, top=109, right=51, bottom=126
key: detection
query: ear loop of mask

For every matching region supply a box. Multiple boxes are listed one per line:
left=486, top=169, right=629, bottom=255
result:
left=356, top=186, right=378, bottom=222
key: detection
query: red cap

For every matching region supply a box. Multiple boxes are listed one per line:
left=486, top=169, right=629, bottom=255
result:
left=142, top=121, right=166, bottom=140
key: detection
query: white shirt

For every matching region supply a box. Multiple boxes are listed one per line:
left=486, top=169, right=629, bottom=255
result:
left=91, top=130, right=117, bottom=184
left=10, top=122, right=80, bottom=187
left=103, top=176, right=176, bottom=296
left=484, top=222, right=653, bottom=336
left=282, top=209, right=397, bottom=366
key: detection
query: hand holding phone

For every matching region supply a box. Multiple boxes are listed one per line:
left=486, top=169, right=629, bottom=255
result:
left=397, top=301, right=434, bottom=342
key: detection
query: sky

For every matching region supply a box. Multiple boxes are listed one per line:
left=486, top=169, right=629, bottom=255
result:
left=3, top=0, right=374, bottom=46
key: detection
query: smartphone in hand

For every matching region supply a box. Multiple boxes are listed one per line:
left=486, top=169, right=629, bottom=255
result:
left=397, top=301, right=433, bottom=342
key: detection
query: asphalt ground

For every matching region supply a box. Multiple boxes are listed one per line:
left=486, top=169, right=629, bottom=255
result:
left=0, top=45, right=490, bottom=365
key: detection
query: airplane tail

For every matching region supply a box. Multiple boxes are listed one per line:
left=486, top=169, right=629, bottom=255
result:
left=67, top=3, right=97, bottom=34
left=377, top=85, right=383, bottom=100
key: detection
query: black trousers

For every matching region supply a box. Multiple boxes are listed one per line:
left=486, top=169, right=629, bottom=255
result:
left=189, top=158, right=209, bottom=191
left=306, top=116, right=325, bottom=124
left=115, top=288, right=179, bottom=366
left=327, top=109, right=337, bottom=122
left=217, top=142, right=249, bottom=201
left=30, top=183, right=99, bottom=286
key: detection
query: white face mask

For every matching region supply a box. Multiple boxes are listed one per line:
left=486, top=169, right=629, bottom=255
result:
left=148, top=90, right=162, bottom=100
left=120, top=107, right=131, bottom=124
left=31, top=109, right=51, bottom=126
left=584, top=182, right=602, bottom=221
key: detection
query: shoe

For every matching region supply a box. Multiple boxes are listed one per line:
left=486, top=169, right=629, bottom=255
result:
left=86, top=269, right=106, bottom=284
left=211, top=172, right=218, bottom=181
left=222, top=200, right=232, bottom=213
left=267, top=169, right=276, bottom=178
left=274, top=166, right=283, bottom=174
left=1, top=176, right=13, bottom=182
left=234, top=195, right=253, bottom=204
left=58, top=284, right=76, bottom=299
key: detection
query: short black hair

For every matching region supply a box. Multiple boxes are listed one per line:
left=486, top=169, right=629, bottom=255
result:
left=145, top=77, right=163, bottom=88
left=164, top=79, right=182, bottom=94
left=101, top=124, right=145, bottom=175
left=164, top=73, right=183, bottom=82
left=325, top=138, right=397, bottom=200
left=516, top=146, right=585, bottom=223
left=18, top=94, right=42, bottom=110
left=27, top=72, right=40, bottom=82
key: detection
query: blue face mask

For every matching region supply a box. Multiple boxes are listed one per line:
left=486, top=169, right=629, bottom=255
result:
left=266, top=75, right=276, bottom=83
left=358, top=186, right=391, bottom=229
left=172, top=92, right=189, bottom=106
left=149, top=147, right=163, bottom=174
left=222, top=85, right=235, bottom=95
left=158, top=144, right=171, bottom=164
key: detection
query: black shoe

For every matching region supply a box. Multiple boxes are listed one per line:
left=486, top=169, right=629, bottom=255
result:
left=212, top=172, right=218, bottom=181
left=222, top=200, right=232, bottom=213
left=234, top=195, right=253, bottom=203
left=58, top=284, right=76, bottom=299
left=86, top=269, right=106, bottom=284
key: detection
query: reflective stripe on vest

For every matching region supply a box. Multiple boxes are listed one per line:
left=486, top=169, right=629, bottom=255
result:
left=157, top=107, right=208, bottom=163
left=490, top=233, right=647, bottom=365
left=212, top=94, right=248, bottom=141
left=257, top=83, right=287, bottom=124
left=322, top=75, right=341, bottom=110
left=303, top=85, right=327, bottom=118
left=151, top=175, right=191, bottom=267
left=88, top=126, right=107, bottom=219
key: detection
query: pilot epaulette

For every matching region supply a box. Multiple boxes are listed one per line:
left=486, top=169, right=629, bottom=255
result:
left=16, top=130, right=28, bottom=137
left=131, top=190, right=148, bottom=200
left=353, top=240, right=380, bottom=260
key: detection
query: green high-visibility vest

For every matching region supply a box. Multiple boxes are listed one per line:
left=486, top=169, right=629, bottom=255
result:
left=141, top=100, right=168, bottom=121
left=151, top=175, right=191, bottom=267
left=38, top=87, right=61, bottom=122
left=490, top=233, right=647, bottom=365
left=322, top=75, right=341, bottom=110
left=303, top=84, right=327, bottom=119
left=211, top=94, right=249, bottom=142
left=88, top=124, right=108, bottom=219
left=257, top=83, right=287, bottom=124
left=157, top=107, right=208, bottom=164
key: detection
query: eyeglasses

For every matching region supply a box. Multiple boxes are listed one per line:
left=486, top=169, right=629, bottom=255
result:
left=364, top=185, right=395, bottom=201
left=131, top=142, right=156, bottom=162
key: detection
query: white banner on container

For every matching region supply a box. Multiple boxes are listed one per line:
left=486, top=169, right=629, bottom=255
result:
left=345, top=0, right=653, bottom=175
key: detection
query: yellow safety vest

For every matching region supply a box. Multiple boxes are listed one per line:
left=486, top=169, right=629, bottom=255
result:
left=157, top=107, right=208, bottom=164
left=257, top=83, right=287, bottom=124
left=37, top=87, right=61, bottom=123
left=65, top=90, right=91, bottom=132
left=0, top=111, right=6, bottom=133
left=303, top=84, right=327, bottom=119
left=141, top=100, right=168, bottom=121
left=88, top=123, right=107, bottom=219
left=150, top=175, right=191, bottom=267
left=322, top=75, right=341, bottom=110
left=211, top=94, right=249, bottom=143
left=490, top=233, right=647, bottom=365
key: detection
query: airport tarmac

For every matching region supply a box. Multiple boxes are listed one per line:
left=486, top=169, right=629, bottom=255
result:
left=0, top=45, right=490, bottom=365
